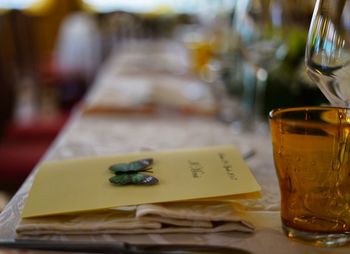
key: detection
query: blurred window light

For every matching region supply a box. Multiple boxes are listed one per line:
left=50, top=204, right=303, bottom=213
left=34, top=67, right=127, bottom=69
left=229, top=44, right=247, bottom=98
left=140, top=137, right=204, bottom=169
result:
left=0, top=0, right=42, bottom=10
left=0, top=0, right=236, bottom=13
left=82, top=0, right=235, bottom=14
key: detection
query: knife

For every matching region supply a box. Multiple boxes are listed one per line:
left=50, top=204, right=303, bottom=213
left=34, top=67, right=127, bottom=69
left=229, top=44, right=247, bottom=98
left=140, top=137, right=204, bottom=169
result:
left=0, top=239, right=252, bottom=254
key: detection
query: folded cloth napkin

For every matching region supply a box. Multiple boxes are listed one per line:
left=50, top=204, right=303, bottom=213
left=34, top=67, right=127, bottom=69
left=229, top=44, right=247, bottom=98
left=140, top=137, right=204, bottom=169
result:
left=16, top=201, right=254, bottom=236
left=0, top=192, right=9, bottom=212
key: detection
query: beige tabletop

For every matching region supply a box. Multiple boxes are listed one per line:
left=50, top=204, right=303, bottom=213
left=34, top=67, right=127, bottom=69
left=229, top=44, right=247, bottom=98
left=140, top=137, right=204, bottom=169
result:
left=0, top=40, right=349, bottom=254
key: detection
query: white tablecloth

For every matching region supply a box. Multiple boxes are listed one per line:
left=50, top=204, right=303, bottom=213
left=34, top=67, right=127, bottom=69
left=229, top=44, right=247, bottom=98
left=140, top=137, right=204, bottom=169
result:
left=1, top=40, right=349, bottom=254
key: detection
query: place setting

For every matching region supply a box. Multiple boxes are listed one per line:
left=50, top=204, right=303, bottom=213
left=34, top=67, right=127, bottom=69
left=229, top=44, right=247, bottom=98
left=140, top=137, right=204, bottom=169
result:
left=2, top=0, right=350, bottom=253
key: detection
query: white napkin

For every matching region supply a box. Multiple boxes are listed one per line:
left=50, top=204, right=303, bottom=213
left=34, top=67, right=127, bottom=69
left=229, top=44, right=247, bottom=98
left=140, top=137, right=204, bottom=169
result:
left=16, top=201, right=254, bottom=236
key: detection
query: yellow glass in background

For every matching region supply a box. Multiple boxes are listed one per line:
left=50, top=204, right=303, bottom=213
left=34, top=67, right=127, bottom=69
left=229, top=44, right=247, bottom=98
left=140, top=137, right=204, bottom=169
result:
left=269, top=106, right=350, bottom=247
left=191, top=40, right=214, bottom=75
left=185, top=37, right=215, bottom=77
left=183, top=21, right=227, bottom=78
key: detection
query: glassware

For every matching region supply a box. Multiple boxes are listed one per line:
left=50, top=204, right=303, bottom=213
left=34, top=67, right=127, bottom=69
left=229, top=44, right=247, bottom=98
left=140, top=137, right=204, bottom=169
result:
left=305, top=0, right=350, bottom=107
left=270, top=106, right=350, bottom=246
left=232, top=0, right=285, bottom=132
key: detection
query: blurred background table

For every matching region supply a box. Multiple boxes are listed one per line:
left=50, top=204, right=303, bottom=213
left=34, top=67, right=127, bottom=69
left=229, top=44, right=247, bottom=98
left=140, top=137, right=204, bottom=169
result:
left=0, top=0, right=327, bottom=192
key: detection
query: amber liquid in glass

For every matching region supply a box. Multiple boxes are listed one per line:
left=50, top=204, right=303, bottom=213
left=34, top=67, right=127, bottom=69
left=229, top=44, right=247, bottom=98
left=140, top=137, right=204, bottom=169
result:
left=271, top=112, right=350, bottom=234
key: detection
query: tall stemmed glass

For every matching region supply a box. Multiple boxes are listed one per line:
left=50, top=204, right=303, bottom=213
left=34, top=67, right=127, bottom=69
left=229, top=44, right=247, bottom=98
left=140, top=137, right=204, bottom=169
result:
left=305, top=0, right=350, bottom=172
left=305, top=0, right=350, bottom=107
left=233, top=0, right=285, bottom=132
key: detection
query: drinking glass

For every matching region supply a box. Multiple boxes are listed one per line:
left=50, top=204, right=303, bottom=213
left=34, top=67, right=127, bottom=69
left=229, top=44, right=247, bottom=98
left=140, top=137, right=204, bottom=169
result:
left=305, top=0, right=350, bottom=107
left=232, top=0, right=285, bottom=132
left=270, top=106, right=350, bottom=246
left=270, top=0, right=350, bottom=246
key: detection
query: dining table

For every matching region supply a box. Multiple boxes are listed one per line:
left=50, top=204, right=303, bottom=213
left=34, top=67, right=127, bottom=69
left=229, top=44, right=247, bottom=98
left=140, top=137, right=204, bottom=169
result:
left=0, top=39, right=349, bottom=254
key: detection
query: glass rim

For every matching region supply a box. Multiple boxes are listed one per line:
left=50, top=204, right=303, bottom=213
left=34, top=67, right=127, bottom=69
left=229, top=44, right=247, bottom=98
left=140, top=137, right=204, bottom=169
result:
left=269, top=106, right=348, bottom=119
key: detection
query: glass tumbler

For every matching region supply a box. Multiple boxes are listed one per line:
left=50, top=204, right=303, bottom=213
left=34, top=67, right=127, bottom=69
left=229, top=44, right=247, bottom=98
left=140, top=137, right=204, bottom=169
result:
left=270, top=106, right=350, bottom=246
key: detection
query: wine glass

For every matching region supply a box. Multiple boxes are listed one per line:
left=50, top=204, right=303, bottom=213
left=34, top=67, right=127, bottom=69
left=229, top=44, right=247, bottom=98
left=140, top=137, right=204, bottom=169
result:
left=232, top=0, right=285, bottom=132
left=305, top=0, right=350, bottom=107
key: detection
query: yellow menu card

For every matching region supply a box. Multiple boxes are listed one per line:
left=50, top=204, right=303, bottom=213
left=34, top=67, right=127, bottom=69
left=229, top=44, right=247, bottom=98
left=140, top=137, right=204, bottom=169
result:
left=22, top=145, right=261, bottom=218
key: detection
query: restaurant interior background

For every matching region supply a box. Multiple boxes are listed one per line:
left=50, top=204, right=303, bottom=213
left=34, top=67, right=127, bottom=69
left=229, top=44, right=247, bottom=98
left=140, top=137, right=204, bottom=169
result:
left=0, top=0, right=327, bottom=209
